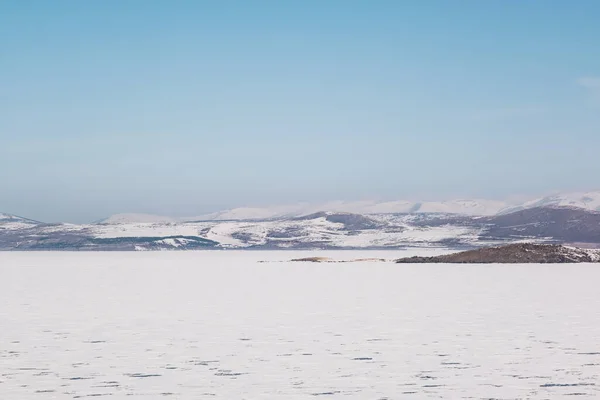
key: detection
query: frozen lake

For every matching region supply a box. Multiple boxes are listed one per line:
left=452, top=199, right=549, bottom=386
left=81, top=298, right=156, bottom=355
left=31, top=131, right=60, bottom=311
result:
left=1, top=251, right=600, bottom=399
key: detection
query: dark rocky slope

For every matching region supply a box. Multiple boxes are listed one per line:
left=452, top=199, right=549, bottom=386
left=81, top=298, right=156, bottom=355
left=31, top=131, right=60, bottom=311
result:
left=480, top=206, right=600, bottom=244
left=396, top=243, right=600, bottom=264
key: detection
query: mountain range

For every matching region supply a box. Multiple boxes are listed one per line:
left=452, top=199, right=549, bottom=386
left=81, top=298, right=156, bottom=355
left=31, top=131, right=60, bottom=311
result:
left=99, top=191, right=600, bottom=223
left=2, top=191, right=600, bottom=251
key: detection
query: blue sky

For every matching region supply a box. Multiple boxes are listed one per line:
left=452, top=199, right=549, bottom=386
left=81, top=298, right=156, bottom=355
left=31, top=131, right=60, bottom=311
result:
left=1, top=1, right=599, bottom=222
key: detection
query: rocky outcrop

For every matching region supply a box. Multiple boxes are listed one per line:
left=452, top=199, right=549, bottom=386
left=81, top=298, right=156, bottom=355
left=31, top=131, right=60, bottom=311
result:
left=395, top=243, right=600, bottom=264
left=288, top=257, right=386, bottom=263
left=290, top=257, right=335, bottom=262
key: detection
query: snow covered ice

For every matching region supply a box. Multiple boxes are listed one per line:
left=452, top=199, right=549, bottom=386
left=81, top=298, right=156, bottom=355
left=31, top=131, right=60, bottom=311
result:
left=2, top=251, right=600, bottom=399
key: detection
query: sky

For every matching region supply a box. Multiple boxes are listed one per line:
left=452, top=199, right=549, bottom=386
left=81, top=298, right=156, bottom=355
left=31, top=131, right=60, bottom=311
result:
left=1, top=1, right=599, bottom=223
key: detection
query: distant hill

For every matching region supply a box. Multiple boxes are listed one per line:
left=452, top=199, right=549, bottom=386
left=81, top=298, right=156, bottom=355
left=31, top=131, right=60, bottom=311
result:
left=0, top=213, right=40, bottom=230
left=190, top=199, right=512, bottom=221
left=90, top=191, right=600, bottom=224
left=500, top=191, right=600, bottom=214
left=481, top=206, right=600, bottom=244
left=3, top=191, right=600, bottom=250
left=97, top=213, right=177, bottom=224
left=0, top=213, right=39, bottom=223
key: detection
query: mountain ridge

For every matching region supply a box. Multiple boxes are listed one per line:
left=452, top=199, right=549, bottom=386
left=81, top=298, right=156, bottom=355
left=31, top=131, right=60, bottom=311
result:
left=2, top=205, right=600, bottom=251
left=89, top=191, right=600, bottom=224
left=3, top=191, right=600, bottom=251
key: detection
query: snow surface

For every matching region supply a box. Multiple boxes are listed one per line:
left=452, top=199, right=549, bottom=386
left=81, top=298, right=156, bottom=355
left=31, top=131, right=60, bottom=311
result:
left=2, top=252, right=600, bottom=399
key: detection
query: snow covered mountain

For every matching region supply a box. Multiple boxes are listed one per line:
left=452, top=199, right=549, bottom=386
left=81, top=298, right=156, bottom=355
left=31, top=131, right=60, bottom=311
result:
left=89, top=191, right=600, bottom=225
left=0, top=213, right=40, bottom=231
left=98, top=213, right=177, bottom=224
left=413, top=199, right=510, bottom=215
left=188, top=199, right=511, bottom=221
left=0, top=213, right=34, bottom=222
left=90, top=200, right=509, bottom=225
left=3, top=206, right=598, bottom=251
left=191, top=192, right=600, bottom=221
left=3, top=191, right=600, bottom=251
left=0, top=212, right=487, bottom=251
left=500, top=191, right=600, bottom=214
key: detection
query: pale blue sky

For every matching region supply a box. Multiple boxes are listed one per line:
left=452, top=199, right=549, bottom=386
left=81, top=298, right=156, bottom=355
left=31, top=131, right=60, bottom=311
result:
left=1, top=1, right=599, bottom=222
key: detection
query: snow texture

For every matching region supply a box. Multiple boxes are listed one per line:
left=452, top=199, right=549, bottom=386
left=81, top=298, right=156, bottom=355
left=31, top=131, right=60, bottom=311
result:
left=1, top=251, right=600, bottom=399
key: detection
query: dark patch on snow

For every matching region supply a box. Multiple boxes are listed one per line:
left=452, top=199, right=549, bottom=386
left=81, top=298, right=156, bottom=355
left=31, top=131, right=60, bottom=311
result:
left=125, top=373, right=161, bottom=378
left=541, top=383, right=595, bottom=388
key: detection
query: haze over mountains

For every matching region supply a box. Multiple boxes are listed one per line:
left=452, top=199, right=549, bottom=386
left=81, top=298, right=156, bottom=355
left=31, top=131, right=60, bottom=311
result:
left=2, top=191, right=600, bottom=251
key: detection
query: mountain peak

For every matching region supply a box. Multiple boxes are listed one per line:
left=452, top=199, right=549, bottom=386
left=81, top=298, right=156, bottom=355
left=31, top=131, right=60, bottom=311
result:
left=500, top=191, right=600, bottom=215
left=0, top=213, right=41, bottom=231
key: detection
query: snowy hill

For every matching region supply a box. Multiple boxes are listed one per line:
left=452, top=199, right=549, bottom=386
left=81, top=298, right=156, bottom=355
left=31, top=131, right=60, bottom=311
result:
left=0, top=213, right=40, bottom=230
left=412, top=199, right=509, bottom=215
left=84, top=212, right=485, bottom=250
left=98, top=213, right=178, bottom=224
left=500, top=191, right=600, bottom=214
left=4, top=190, right=600, bottom=251
left=0, top=213, right=34, bottom=222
